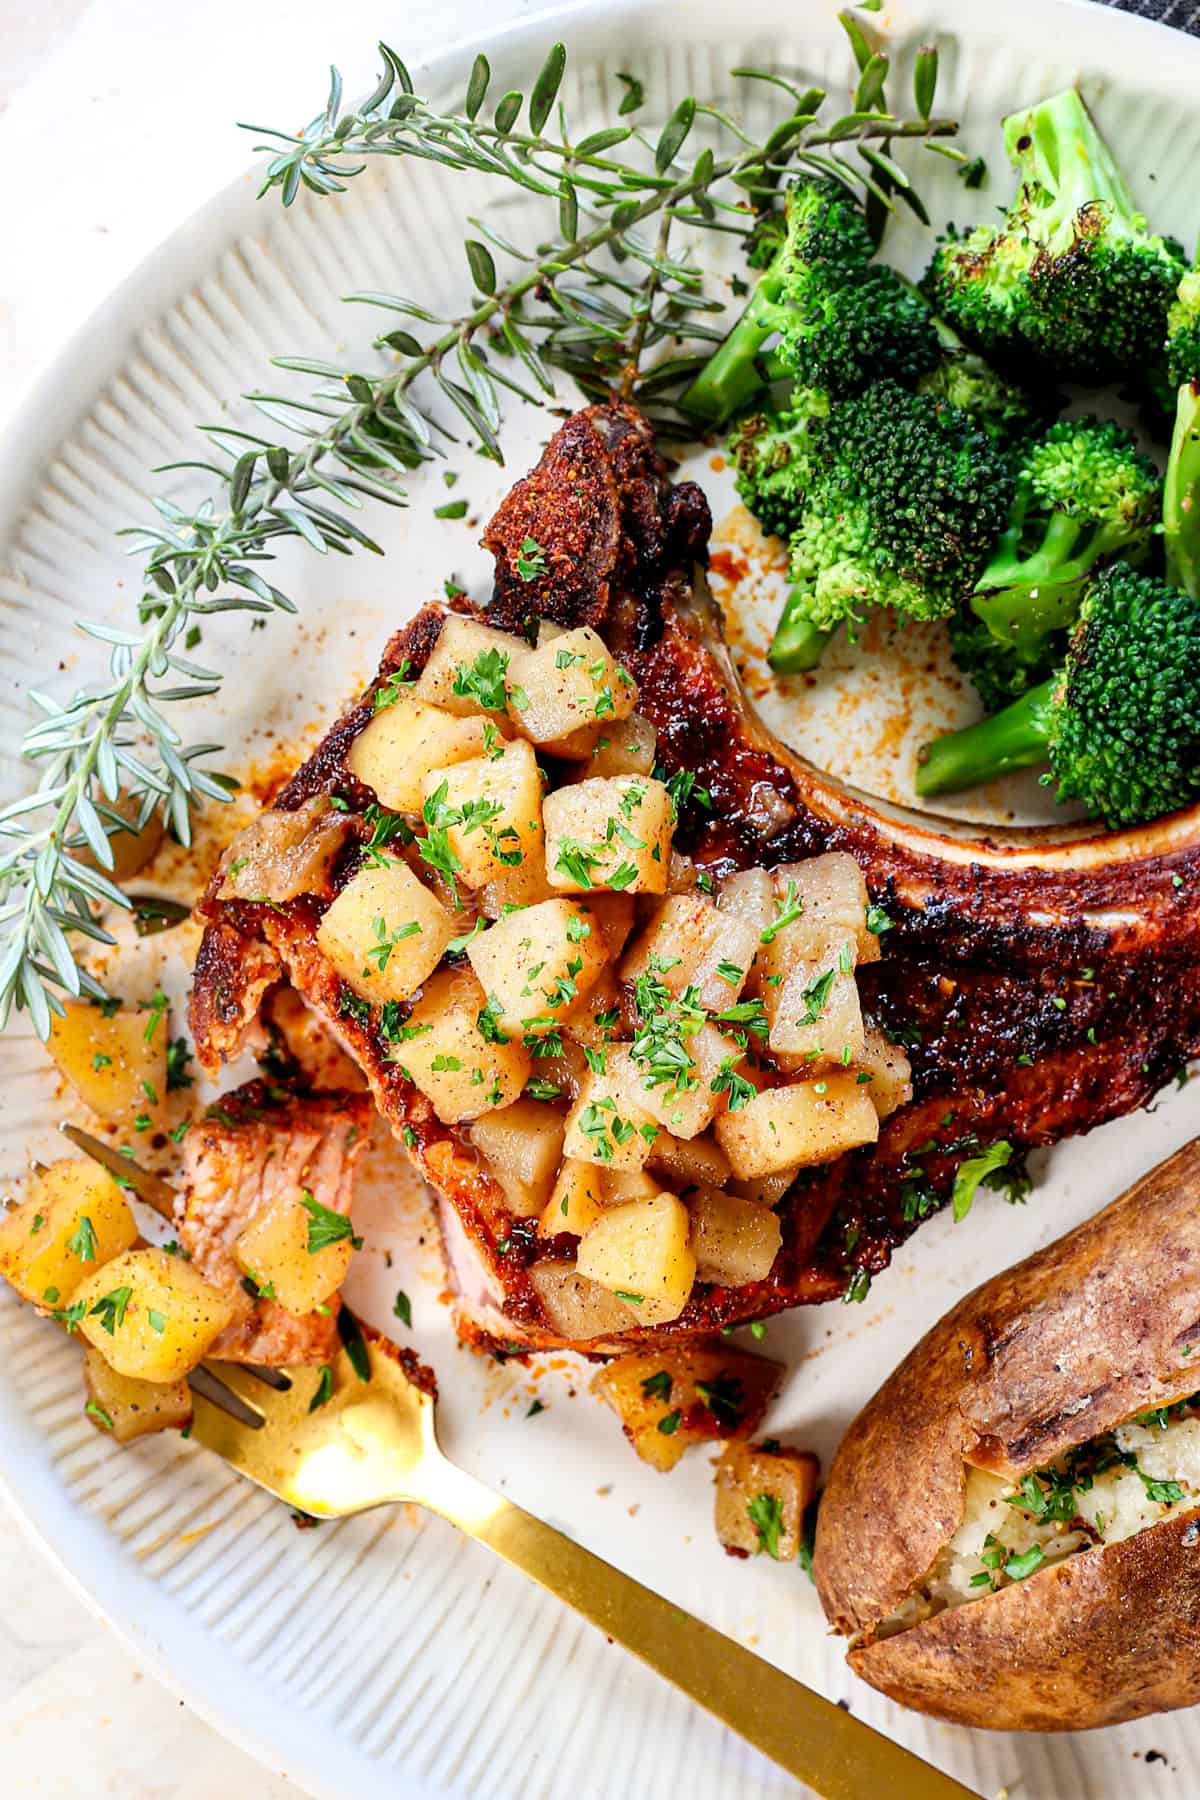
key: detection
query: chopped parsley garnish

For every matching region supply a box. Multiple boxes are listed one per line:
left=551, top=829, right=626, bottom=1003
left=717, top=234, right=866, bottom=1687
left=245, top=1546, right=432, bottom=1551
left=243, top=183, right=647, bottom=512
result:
left=747, top=1491, right=785, bottom=1559
left=302, top=1189, right=363, bottom=1255
left=476, top=997, right=511, bottom=1045
left=89, top=1285, right=133, bottom=1336
left=68, top=1216, right=98, bottom=1263
left=453, top=647, right=510, bottom=712
left=760, top=882, right=804, bottom=946
left=641, top=1370, right=673, bottom=1402
left=166, top=1035, right=194, bottom=1090
left=309, top=1366, right=334, bottom=1411
left=516, top=536, right=548, bottom=581
left=695, top=1375, right=744, bottom=1426
left=554, top=839, right=602, bottom=889
left=656, top=1408, right=681, bottom=1434
left=796, top=967, right=836, bottom=1027
left=950, top=1140, right=1015, bottom=1223
left=86, top=1400, right=115, bottom=1432
left=364, top=915, right=421, bottom=975
left=373, top=661, right=415, bottom=710
left=865, top=902, right=893, bottom=937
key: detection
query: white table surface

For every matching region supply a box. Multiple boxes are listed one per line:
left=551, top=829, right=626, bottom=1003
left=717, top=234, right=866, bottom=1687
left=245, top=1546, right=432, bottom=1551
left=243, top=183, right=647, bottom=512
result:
left=0, top=3, right=526, bottom=1791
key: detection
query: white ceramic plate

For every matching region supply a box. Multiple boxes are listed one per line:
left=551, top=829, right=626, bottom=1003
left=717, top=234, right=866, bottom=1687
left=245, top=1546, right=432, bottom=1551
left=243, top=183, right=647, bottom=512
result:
left=2, top=2, right=1200, bottom=1795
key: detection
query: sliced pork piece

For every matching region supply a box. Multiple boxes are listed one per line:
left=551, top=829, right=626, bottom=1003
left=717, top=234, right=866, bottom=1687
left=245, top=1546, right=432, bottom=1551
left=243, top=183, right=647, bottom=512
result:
left=190, top=404, right=1200, bottom=1356
left=178, top=1079, right=372, bottom=1365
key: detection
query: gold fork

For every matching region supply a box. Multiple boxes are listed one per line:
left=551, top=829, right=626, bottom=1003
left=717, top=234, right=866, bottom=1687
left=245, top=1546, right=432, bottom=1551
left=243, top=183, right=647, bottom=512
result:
left=62, top=1128, right=975, bottom=1800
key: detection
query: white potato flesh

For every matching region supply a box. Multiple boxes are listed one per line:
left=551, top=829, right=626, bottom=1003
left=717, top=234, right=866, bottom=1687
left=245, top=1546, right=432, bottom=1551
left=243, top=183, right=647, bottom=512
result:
left=0, top=1160, right=138, bottom=1310
left=528, top=1260, right=640, bottom=1339
left=561, top=712, right=657, bottom=777
left=467, top=899, right=609, bottom=1034
left=414, top=617, right=527, bottom=717
left=648, top=1130, right=732, bottom=1192
left=626, top=1021, right=743, bottom=1140
left=74, top=1247, right=236, bottom=1383
left=857, top=1026, right=914, bottom=1119
left=316, top=858, right=457, bottom=1005
left=768, top=952, right=866, bottom=1068
left=562, top=1052, right=658, bottom=1171
left=687, top=1184, right=782, bottom=1287
left=347, top=698, right=504, bottom=815
left=507, top=626, right=637, bottom=745
left=576, top=1192, right=697, bottom=1325
left=770, top=854, right=879, bottom=965
left=540, top=1158, right=607, bottom=1236
left=544, top=776, right=673, bottom=896
left=421, top=738, right=544, bottom=890
left=234, top=1192, right=353, bottom=1313
left=621, top=895, right=760, bottom=1010
left=715, top=1073, right=879, bottom=1177
left=397, top=968, right=531, bottom=1123
left=470, top=1098, right=566, bottom=1216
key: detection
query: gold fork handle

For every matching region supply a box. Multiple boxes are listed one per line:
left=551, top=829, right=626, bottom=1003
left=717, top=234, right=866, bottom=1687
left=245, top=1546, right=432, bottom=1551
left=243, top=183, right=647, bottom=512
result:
left=416, top=1457, right=977, bottom=1800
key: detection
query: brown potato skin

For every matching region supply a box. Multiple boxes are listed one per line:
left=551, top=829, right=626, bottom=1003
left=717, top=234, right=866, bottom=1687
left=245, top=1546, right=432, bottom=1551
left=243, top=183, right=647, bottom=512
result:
left=812, top=1136, right=1200, bottom=1730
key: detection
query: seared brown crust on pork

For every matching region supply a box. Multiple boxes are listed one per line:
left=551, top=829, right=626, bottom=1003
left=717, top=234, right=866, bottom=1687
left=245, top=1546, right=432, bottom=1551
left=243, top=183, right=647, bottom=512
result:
left=814, top=1136, right=1200, bottom=1637
left=190, top=402, right=1200, bottom=1352
left=179, top=1078, right=372, bottom=1365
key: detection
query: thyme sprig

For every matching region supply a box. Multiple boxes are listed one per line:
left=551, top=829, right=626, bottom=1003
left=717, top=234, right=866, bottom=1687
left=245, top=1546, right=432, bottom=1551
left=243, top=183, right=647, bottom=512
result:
left=0, top=27, right=957, bottom=1035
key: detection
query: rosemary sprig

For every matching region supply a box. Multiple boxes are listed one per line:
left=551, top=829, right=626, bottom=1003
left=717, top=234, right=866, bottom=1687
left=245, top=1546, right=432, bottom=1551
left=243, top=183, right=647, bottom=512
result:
left=0, top=26, right=957, bottom=1036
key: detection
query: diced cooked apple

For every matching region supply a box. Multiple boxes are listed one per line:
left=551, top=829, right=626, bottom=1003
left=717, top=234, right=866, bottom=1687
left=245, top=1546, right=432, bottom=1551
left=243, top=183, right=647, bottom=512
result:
left=414, top=617, right=527, bottom=717
left=422, top=738, right=544, bottom=891
left=528, top=1260, right=640, bottom=1340
left=395, top=968, right=532, bottom=1123
left=0, top=1159, right=138, bottom=1310
left=714, top=1440, right=820, bottom=1559
left=471, top=1097, right=566, bottom=1216
left=540, top=1158, right=607, bottom=1236
left=602, top=1168, right=662, bottom=1203
left=649, top=1130, right=732, bottom=1192
left=77, top=790, right=164, bottom=881
left=478, top=842, right=556, bottom=917
left=582, top=891, right=637, bottom=959
left=507, top=626, right=637, bottom=746
left=767, top=950, right=866, bottom=1068
left=621, top=895, right=760, bottom=1010
left=47, top=1002, right=169, bottom=1129
left=316, top=857, right=456, bottom=1005
left=576, top=1192, right=696, bottom=1325
left=74, top=1246, right=236, bottom=1383
left=592, top=1344, right=781, bottom=1472
left=544, top=776, right=673, bottom=896
left=857, top=1026, right=914, bottom=1118
left=714, top=1073, right=879, bottom=1177
left=234, top=1190, right=354, bottom=1313
left=770, top=854, right=879, bottom=964
left=719, top=867, right=775, bottom=936
left=563, top=1053, right=658, bottom=1171
left=687, top=1185, right=782, bottom=1286
left=626, top=1022, right=742, bottom=1140
left=562, top=712, right=657, bottom=776
left=559, top=969, right=626, bottom=1049
left=729, top=1165, right=800, bottom=1208
left=347, top=697, right=505, bottom=815
left=83, top=1346, right=192, bottom=1444
left=467, top=899, right=609, bottom=1034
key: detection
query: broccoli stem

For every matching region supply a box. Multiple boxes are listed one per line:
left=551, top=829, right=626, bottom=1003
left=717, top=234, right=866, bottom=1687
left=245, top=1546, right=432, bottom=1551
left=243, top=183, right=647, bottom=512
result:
left=681, top=246, right=786, bottom=424
left=1003, top=89, right=1138, bottom=236
left=767, top=592, right=833, bottom=672
left=1165, top=382, right=1200, bottom=600
left=971, top=511, right=1094, bottom=648
left=916, top=678, right=1059, bottom=797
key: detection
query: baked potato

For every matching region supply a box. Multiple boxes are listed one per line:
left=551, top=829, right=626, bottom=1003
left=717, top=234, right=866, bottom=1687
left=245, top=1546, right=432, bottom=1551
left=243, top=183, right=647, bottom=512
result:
left=812, top=1136, right=1200, bottom=1732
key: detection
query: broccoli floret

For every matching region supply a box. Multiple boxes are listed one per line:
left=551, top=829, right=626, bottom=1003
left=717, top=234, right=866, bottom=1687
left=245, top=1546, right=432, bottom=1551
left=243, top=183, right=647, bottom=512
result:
left=682, top=178, right=938, bottom=425
left=728, top=388, right=830, bottom=541
left=924, top=89, right=1185, bottom=384
left=1165, top=380, right=1200, bottom=600
left=1167, top=268, right=1200, bottom=390
left=918, top=564, right=1200, bottom=826
left=767, top=382, right=1015, bottom=672
left=968, top=417, right=1161, bottom=662
left=947, top=609, right=1065, bottom=714
left=917, top=316, right=1040, bottom=443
